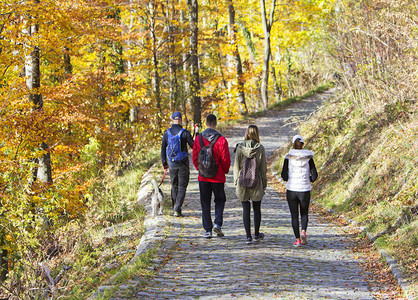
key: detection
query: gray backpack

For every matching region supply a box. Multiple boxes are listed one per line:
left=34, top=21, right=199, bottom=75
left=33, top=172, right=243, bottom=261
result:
left=198, top=134, right=221, bottom=178
left=239, top=156, right=258, bottom=188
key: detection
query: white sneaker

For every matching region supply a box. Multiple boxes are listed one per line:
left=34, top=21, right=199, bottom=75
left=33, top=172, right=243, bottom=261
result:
left=213, top=225, right=224, bottom=237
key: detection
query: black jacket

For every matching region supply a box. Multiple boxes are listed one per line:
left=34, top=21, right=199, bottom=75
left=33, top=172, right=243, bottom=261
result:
left=161, top=124, right=194, bottom=167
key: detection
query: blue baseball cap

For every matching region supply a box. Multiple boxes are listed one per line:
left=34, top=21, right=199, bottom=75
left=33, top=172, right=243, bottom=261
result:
left=171, top=111, right=182, bottom=120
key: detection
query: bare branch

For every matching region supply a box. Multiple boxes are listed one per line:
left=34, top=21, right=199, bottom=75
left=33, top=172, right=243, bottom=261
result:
left=351, top=27, right=391, bottom=48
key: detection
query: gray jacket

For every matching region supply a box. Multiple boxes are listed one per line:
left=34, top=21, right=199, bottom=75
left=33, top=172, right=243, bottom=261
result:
left=233, top=140, right=267, bottom=201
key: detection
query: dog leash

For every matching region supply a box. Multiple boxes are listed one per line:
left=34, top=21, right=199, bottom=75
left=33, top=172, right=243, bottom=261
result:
left=159, top=168, right=168, bottom=187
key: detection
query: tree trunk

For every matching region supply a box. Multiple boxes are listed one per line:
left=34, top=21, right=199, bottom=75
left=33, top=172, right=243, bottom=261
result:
left=149, top=2, right=162, bottom=131
left=214, top=17, right=229, bottom=98
left=260, top=0, right=276, bottom=110
left=127, top=0, right=139, bottom=123
left=286, top=49, right=294, bottom=98
left=0, top=249, right=7, bottom=282
left=228, top=0, right=247, bottom=114
left=180, top=8, right=190, bottom=123
left=26, top=0, right=52, bottom=184
left=63, top=46, right=72, bottom=76
left=270, top=54, right=282, bottom=103
left=187, top=0, right=201, bottom=126
left=166, top=0, right=179, bottom=111
left=240, top=24, right=262, bottom=107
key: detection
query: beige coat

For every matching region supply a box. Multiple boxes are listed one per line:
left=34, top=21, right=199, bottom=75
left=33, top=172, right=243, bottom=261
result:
left=233, top=140, right=267, bottom=201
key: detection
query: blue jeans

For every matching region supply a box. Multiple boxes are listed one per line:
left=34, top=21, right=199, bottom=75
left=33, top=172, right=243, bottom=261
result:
left=199, top=181, right=226, bottom=232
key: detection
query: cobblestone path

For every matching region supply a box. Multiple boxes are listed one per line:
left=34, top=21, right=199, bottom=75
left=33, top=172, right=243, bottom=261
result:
left=110, top=89, right=384, bottom=299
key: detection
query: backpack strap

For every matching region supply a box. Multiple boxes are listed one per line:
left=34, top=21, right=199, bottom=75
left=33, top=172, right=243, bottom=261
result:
left=168, top=127, right=184, bottom=137
left=177, top=128, right=185, bottom=137
left=199, top=134, right=221, bottom=148
left=210, top=134, right=221, bottom=146
left=199, top=133, right=204, bottom=148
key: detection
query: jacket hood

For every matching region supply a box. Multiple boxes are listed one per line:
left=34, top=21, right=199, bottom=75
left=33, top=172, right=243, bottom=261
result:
left=284, top=149, right=314, bottom=160
left=238, top=140, right=262, bottom=158
left=202, top=128, right=221, bottom=141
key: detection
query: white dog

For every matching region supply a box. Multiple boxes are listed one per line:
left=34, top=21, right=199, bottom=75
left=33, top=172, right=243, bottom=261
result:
left=150, top=179, right=165, bottom=217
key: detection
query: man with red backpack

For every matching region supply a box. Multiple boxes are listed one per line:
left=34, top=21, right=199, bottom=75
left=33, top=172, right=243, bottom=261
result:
left=192, top=114, right=231, bottom=238
left=161, top=111, right=194, bottom=217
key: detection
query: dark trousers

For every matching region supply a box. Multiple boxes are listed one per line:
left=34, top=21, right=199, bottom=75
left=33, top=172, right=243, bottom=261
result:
left=242, top=201, right=261, bottom=238
left=286, top=190, right=310, bottom=239
left=199, top=181, right=226, bottom=232
left=169, top=162, right=190, bottom=213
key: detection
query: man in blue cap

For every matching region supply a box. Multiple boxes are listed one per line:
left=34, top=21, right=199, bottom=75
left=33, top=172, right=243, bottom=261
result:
left=161, top=111, right=194, bottom=217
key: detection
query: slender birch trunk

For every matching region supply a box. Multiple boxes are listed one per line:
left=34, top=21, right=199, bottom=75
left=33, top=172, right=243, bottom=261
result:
left=270, top=53, right=282, bottom=103
left=149, top=2, right=162, bottom=131
left=180, top=8, right=190, bottom=124
left=187, top=0, right=201, bottom=126
left=240, top=24, right=262, bottom=107
left=166, top=0, right=179, bottom=111
left=260, top=0, right=276, bottom=109
left=228, top=0, right=247, bottom=114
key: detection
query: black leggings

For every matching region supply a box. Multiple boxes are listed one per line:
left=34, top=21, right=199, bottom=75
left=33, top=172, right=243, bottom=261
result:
left=286, top=190, right=310, bottom=239
left=242, top=201, right=261, bottom=238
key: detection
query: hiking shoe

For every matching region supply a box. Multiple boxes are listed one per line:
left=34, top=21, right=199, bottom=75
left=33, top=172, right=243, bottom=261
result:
left=301, top=232, right=307, bottom=245
left=254, top=233, right=265, bottom=243
left=293, top=239, right=302, bottom=247
left=213, top=225, right=224, bottom=237
left=204, top=231, right=212, bottom=238
left=173, top=211, right=184, bottom=217
left=246, top=237, right=253, bottom=244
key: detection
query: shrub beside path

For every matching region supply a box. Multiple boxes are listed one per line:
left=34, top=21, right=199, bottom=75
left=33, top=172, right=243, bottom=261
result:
left=108, top=89, right=400, bottom=299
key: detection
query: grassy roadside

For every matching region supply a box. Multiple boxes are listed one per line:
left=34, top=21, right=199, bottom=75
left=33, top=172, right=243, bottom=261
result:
left=272, top=89, right=417, bottom=297
left=48, top=149, right=162, bottom=299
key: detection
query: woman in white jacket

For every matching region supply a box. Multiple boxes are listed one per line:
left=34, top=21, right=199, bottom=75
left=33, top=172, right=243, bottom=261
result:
left=281, top=135, right=318, bottom=247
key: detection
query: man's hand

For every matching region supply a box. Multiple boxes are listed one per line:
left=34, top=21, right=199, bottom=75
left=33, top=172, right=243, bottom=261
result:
left=164, top=165, right=169, bottom=170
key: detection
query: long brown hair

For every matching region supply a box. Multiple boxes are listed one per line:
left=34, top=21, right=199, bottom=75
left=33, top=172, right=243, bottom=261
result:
left=293, top=138, right=304, bottom=149
left=244, top=125, right=260, bottom=143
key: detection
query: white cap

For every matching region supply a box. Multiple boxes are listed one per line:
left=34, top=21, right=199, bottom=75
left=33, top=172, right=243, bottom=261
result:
left=292, top=134, right=304, bottom=144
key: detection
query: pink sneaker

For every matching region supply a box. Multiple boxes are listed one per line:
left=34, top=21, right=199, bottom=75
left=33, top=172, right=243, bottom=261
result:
left=293, top=239, right=302, bottom=247
left=301, top=232, right=307, bottom=245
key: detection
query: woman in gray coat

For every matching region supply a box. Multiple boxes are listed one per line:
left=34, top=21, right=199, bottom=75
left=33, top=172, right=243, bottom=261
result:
left=233, top=125, right=267, bottom=244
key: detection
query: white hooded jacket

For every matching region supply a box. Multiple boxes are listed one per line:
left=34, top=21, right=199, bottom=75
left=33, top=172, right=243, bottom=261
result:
left=284, top=149, right=314, bottom=192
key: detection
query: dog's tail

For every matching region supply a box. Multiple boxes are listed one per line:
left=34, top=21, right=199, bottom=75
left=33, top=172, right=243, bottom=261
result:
left=151, top=179, right=159, bottom=195
left=158, top=187, right=165, bottom=201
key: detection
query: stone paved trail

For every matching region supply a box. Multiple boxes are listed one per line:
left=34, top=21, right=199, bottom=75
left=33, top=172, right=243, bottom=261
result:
left=111, top=89, right=385, bottom=299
